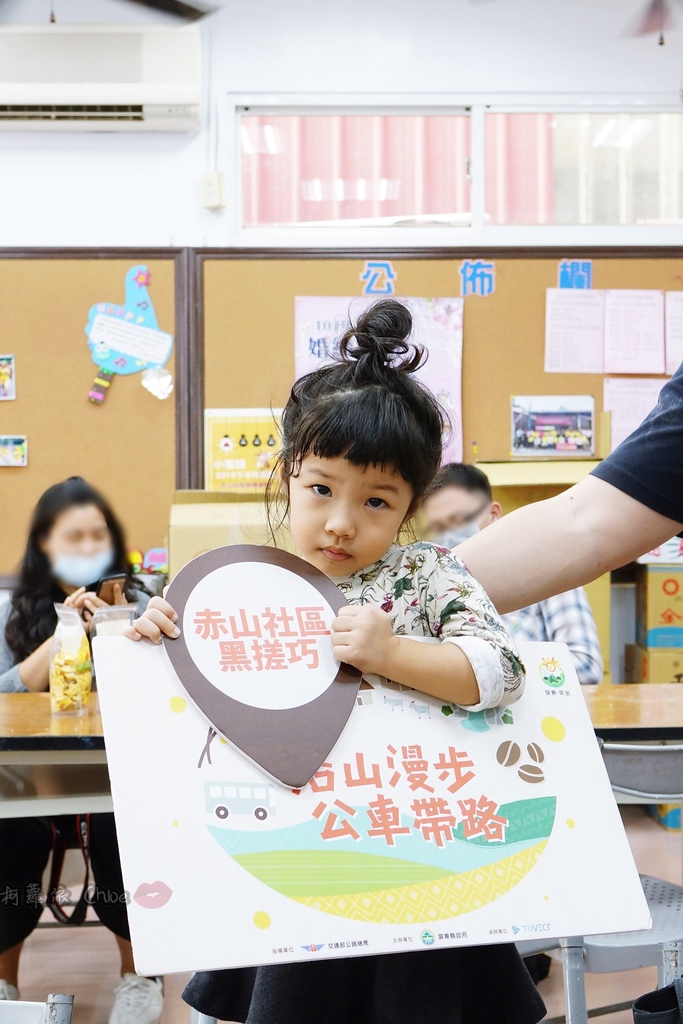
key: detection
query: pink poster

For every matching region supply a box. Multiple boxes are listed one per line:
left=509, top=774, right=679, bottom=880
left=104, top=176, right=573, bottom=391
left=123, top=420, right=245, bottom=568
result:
left=295, top=297, right=463, bottom=463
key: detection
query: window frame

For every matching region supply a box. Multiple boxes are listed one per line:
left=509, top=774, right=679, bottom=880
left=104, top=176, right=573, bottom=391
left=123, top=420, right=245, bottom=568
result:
left=224, top=92, right=683, bottom=248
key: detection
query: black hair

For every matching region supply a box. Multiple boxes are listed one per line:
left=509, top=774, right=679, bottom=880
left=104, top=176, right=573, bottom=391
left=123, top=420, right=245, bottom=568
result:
left=269, top=299, right=447, bottom=533
left=5, top=477, right=139, bottom=662
left=426, top=462, right=493, bottom=501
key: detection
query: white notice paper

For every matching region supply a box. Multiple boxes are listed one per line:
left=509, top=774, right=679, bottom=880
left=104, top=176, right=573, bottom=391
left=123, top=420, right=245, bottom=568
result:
left=666, top=292, right=683, bottom=376
left=544, top=289, right=604, bottom=374
left=604, top=290, right=665, bottom=375
left=603, top=377, right=666, bottom=452
left=89, top=314, right=173, bottom=367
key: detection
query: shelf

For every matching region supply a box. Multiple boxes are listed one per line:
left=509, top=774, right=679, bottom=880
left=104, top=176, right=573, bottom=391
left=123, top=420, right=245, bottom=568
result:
left=475, top=460, right=601, bottom=488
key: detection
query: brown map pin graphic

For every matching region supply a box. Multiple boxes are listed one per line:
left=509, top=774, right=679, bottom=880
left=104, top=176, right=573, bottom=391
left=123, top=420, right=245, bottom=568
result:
left=163, top=545, right=361, bottom=788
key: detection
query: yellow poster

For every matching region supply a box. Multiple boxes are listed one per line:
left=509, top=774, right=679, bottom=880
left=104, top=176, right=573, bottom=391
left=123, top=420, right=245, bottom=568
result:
left=204, top=408, right=281, bottom=494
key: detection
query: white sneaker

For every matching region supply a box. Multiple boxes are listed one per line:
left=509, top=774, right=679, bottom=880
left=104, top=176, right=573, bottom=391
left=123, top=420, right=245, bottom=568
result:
left=0, top=980, right=19, bottom=1000
left=109, top=974, right=163, bottom=1024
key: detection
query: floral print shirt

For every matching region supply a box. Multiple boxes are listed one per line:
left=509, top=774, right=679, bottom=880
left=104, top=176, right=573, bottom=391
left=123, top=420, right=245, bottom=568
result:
left=335, top=541, right=524, bottom=711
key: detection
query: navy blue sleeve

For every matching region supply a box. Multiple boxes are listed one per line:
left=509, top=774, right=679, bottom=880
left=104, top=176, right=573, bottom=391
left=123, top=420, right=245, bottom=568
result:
left=592, top=364, right=683, bottom=525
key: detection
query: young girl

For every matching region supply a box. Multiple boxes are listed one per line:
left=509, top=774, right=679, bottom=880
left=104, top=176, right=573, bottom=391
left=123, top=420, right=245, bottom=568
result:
left=0, top=477, right=163, bottom=1024
left=132, top=300, right=546, bottom=1024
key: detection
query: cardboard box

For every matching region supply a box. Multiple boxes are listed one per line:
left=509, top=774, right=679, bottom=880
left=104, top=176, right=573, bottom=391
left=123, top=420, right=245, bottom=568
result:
left=169, top=491, right=294, bottom=580
left=636, top=565, right=683, bottom=648
left=635, top=645, right=683, bottom=684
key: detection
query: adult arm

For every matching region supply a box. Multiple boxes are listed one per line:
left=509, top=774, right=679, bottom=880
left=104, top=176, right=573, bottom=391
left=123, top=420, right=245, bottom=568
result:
left=457, top=475, right=680, bottom=614
left=0, top=586, right=101, bottom=693
left=0, top=602, right=34, bottom=692
left=15, top=637, right=52, bottom=692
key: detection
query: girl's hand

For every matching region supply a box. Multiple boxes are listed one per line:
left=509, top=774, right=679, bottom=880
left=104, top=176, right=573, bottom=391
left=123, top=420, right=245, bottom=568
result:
left=126, top=596, right=179, bottom=644
left=331, top=605, right=399, bottom=676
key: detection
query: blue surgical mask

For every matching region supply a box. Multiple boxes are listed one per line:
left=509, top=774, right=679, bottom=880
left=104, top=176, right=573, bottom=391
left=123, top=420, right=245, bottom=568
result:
left=434, top=519, right=481, bottom=550
left=52, top=548, right=114, bottom=589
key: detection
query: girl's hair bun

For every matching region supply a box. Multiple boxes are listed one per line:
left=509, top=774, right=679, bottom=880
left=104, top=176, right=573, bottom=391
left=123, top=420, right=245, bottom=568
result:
left=339, top=299, right=424, bottom=377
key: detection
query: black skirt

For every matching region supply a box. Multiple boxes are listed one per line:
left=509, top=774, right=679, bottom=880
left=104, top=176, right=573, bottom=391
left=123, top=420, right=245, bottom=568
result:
left=182, top=944, right=546, bottom=1024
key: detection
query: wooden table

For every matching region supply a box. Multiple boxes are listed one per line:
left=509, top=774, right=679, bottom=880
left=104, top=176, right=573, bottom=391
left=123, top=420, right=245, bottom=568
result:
left=0, top=685, right=680, bottom=819
left=582, top=683, right=683, bottom=741
left=0, top=693, right=111, bottom=818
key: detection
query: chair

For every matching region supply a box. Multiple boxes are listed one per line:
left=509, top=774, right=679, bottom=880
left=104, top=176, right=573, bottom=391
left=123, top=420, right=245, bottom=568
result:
left=0, top=994, right=73, bottom=1023
left=518, top=740, right=683, bottom=1024
left=188, top=1011, right=217, bottom=1024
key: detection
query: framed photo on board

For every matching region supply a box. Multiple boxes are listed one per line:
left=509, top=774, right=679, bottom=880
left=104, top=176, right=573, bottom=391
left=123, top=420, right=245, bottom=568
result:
left=511, top=396, right=594, bottom=457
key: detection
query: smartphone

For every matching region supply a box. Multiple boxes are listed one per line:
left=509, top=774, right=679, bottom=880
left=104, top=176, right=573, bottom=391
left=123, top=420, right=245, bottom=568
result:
left=96, top=573, right=127, bottom=605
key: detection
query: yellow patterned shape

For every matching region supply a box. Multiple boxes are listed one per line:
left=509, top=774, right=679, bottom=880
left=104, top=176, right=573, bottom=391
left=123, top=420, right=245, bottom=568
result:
left=294, top=842, right=546, bottom=924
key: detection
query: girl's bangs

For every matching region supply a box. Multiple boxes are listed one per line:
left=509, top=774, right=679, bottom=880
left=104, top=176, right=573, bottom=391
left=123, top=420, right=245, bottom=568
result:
left=291, top=390, right=427, bottom=483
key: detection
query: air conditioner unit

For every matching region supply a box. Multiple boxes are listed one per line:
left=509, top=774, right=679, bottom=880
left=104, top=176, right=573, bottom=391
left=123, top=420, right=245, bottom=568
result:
left=0, top=24, right=201, bottom=131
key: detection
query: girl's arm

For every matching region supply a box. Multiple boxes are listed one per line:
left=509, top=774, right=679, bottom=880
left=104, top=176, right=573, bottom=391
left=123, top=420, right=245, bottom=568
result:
left=332, top=547, right=524, bottom=710
left=332, top=604, right=480, bottom=706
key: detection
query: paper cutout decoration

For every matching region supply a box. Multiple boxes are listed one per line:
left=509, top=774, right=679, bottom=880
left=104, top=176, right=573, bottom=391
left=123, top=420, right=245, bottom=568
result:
left=163, top=545, right=361, bottom=788
left=88, top=368, right=115, bottom=405
left=141, top=365, right=173, bottom=400
left=85, top=264, right=173, bottom=402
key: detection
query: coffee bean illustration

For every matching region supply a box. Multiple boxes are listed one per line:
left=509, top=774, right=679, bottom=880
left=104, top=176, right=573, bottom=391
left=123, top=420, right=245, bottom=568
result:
left=527, top=742, right=545, bottom=764
left=518, top=763, right=545, bottom=784
left=496, top=740, right=521, bottom=767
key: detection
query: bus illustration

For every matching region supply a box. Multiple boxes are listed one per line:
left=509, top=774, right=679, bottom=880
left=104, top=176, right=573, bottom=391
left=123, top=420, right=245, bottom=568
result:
left=205, top=781, right=277, bottom=822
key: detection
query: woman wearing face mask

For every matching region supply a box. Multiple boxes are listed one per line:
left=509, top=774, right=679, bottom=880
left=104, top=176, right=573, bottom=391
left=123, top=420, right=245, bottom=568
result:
left=0, top=477, right=164, bottom=1024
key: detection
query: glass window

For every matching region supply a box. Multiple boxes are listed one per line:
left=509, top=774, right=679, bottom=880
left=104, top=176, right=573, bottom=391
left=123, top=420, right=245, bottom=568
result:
left=240, top=113, right=471, bottom=227
left=485, top=112, right=683, bottom=225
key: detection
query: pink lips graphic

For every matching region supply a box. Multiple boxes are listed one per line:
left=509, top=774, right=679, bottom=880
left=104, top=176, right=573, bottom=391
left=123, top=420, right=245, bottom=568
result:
left=133, top=881, right=173, bottom=910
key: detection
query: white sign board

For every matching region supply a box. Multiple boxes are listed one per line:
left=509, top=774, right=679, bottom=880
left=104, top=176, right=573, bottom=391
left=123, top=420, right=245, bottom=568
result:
left=95, top=595, right=648, bottom=978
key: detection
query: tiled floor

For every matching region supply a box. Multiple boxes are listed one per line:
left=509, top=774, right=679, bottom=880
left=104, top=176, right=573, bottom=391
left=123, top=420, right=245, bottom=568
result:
left=14, top=805, right=682, bottom=1023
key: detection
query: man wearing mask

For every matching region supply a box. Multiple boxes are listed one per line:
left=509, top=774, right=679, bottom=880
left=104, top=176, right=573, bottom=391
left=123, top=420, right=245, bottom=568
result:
left=423, top=464, right=603, bottom=686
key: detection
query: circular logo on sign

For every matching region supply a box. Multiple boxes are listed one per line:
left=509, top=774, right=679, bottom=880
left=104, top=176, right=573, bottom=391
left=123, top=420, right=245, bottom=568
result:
left=183, top=561, right=339, bottom=711
left=539, top=657, right=565, bottom=688
left=163, top=545, right=361, bottom=789
left=420, top=930, right=435, bottom=946
left=664, top=578, right=680, bottom=596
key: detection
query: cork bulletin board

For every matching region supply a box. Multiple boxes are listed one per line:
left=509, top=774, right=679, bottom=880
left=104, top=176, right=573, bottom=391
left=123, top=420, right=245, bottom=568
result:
left=0, top=255, right=178, bottom=575
left=200, top=252, right=681, bottom=465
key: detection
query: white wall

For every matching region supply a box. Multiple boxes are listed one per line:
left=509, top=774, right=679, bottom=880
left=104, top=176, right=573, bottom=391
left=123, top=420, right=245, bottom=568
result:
left=0, top=0, right=682, bottom=246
